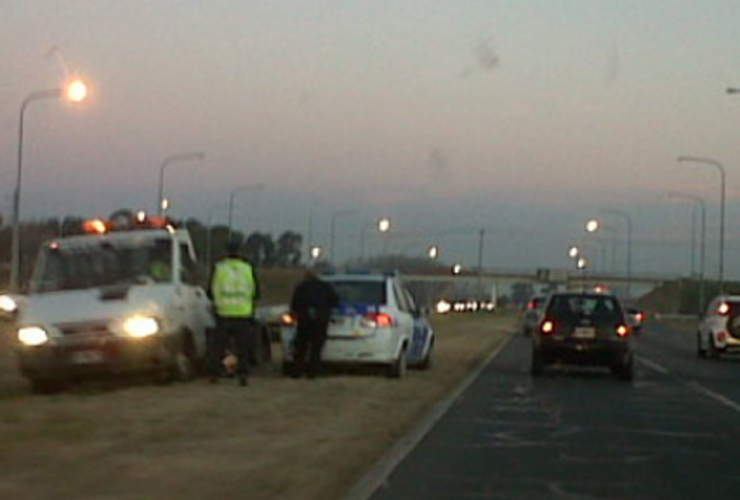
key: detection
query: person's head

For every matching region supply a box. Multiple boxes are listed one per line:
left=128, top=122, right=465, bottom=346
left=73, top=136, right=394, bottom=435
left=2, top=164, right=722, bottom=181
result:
left=303, top=269, right=319, bottom=281
left=226, top=239, right=242, bottom=258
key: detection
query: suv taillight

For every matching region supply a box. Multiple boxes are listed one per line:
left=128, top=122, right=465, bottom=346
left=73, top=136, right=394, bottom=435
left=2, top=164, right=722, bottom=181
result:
left=540, top=320, right=555, bottom=335
left=361, top=312, right=394, bottom=328
left=616, top=324, right=630, bottom=338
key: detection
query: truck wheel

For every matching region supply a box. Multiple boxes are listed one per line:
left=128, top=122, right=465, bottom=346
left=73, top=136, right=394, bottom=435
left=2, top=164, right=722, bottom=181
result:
left=387, top=345, right=408, bottom=379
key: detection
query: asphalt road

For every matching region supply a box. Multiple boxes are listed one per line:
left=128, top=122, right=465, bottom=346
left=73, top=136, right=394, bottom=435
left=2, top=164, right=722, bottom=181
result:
left=365, top=321, right=740, bottom=500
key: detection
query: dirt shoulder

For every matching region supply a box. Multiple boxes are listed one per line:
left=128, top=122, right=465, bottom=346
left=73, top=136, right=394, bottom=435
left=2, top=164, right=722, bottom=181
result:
left=0, top=313, right=516, bottom=500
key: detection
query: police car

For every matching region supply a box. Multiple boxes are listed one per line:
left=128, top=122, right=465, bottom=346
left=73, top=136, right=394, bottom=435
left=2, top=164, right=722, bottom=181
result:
left=0, top=213, right=215, bottom=393
left=697, top=295, right=740, bottom=359
left=279, top=271, right=434, bottom=378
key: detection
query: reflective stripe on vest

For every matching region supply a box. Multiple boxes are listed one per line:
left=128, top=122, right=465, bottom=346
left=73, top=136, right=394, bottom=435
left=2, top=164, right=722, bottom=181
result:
left=212, top=260, right=255, bottom=317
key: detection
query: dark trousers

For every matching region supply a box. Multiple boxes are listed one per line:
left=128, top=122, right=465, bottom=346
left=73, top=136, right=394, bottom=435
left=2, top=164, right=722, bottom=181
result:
left=208, top=317, right=253, bottom=377
left=292, top=319, right=329, bottom=376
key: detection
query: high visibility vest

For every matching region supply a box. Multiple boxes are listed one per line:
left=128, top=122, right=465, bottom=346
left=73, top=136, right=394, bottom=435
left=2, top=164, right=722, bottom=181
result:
left=212, top=259, right=256, bottom=317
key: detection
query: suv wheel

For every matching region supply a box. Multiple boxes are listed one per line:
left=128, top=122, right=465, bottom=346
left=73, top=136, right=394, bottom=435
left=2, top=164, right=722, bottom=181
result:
left=388, top=345, right=408, bottom=379
left=697, top=332, right=708, bottom=358
left=531, top=347, right=545, bottom=376
left=613, top=354, right=634, bottom=381
left=708, top=334, right=721, bottom=360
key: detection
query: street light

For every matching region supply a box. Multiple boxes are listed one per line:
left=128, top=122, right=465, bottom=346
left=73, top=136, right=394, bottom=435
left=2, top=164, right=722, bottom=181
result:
left=568, top=245, right=580, bottom=259
left=677, top=156, right=726, bottom=292
left=585, top=219, right=617, bottom=272
left=157, top=151, right=206, bottom=215
left=428, top=245, right=439, bottom=259
left=227, top=183, right=266, bottom=241
left=10, top=79, right=88, bottom=291
left=668, top=191, right=706, bottom=314
left=330, top=209, right=359, bottom=264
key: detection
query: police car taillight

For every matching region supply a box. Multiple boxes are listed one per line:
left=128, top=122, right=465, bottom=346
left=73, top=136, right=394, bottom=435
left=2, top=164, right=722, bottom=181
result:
left=360, top=312, right=394, bottom=328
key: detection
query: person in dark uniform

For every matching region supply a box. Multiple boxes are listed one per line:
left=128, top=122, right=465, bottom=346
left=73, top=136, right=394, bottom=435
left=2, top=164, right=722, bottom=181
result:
left=289, top=269, right=339, bottom=379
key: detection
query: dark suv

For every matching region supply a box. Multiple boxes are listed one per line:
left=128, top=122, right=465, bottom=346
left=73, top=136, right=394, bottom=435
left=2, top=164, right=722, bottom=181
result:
left=531, top=291, right=634, bottom=380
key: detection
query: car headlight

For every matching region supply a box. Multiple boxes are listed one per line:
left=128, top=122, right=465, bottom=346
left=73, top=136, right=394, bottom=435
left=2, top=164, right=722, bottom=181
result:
left=122, top=316, right=160, bottom=338
left=18, top=326, right=49, bottom=346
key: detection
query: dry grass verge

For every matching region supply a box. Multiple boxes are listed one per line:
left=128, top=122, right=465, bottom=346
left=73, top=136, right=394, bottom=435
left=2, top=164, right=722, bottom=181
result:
left=0, top=313, right=515, bottom=500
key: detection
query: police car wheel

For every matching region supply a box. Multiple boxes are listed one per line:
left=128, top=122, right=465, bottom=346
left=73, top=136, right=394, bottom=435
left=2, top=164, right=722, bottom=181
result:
left=388, top=346, right=408, bottom=379
left=418, top=340, right=434, bottom=370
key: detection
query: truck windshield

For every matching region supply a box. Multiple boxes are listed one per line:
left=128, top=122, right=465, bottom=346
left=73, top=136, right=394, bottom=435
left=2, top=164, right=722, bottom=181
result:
left=29, top=239, right=173, bottom=293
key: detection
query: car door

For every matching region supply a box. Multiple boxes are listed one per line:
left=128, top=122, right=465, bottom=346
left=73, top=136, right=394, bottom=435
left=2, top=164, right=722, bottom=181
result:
left=403, top=287, right=431, bottom=364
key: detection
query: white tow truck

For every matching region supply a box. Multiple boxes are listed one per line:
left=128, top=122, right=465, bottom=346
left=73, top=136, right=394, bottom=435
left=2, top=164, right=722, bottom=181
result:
left=0, top=214, right=218, bottom=393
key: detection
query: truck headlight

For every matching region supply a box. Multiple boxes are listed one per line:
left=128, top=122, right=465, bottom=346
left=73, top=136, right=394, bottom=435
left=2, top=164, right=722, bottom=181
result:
left=0, top=294, right=18, bottom=314
left=18, top=326, right=49, bottom=346
left=122, top=316, right=160, bottom=338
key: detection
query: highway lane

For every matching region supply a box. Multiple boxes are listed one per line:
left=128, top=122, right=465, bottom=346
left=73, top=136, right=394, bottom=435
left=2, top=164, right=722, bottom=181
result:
left=366, top=321, right=740, bottom=500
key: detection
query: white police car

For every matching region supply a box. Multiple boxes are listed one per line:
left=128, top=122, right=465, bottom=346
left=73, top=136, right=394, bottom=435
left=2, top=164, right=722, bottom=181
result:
left=0, top=214, right=215, bottom=393
left=697, top=295, right=740, bottom=359
left=280, top=271, right=434, bottom=378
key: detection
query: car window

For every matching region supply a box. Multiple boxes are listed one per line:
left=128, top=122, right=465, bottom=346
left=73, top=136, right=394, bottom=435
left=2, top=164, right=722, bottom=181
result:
left=329, top=280, right=386, bottom=305
left=548, top=295, right=621, bottom=323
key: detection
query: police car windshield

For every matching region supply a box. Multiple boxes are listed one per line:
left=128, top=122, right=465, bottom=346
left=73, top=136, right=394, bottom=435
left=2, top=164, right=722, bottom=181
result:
left=29, top=240, right=172, bottom=293
left=329, top=280, right=386, bottom=305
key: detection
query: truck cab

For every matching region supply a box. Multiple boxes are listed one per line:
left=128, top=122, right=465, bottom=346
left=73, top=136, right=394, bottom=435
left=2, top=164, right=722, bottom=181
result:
left=1, top=215, right=215, bottom=393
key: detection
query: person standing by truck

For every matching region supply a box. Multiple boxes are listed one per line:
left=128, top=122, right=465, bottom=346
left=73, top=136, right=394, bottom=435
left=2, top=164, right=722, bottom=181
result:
left=289, top=269, right=339, bottom=379
left=208, top=240, right=260, bottom=386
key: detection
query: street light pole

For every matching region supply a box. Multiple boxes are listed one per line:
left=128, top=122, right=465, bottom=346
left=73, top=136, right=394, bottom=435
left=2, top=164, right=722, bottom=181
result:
left=9, top=82, right=91, bottom=291
left=677, top=156, right=726, bottom=292
left=227, top=183, right=265, bottom=241
left=668, top=191, right=707, bottom=314
left=157, top=151, right=205, bottom=216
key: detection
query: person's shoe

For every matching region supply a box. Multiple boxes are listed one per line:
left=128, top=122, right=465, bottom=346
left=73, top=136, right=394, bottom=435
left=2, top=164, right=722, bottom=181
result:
left=238, top=376, right=248, bottom=387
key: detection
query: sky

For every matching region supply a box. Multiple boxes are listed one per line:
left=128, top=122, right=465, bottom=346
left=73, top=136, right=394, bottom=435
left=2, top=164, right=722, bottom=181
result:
left=2, top=0, right=740, bottom=279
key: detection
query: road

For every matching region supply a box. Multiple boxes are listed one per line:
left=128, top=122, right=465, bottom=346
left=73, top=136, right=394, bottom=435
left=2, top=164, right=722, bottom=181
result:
left=363, top=320, right=740, bottom=500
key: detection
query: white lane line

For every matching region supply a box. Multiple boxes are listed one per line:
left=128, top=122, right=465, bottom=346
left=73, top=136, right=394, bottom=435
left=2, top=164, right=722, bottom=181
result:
left=638, top=355, right=740, bottom=416
left=340, top=334, right=515, bottom=500
left=636, top=355, right=670, bottom=374
left=687, top=381, right=740, bottom=415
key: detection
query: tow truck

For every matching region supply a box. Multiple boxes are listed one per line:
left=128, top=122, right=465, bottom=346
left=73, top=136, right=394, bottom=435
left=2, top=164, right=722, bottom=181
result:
left=0, top=213, right=222, bottom=393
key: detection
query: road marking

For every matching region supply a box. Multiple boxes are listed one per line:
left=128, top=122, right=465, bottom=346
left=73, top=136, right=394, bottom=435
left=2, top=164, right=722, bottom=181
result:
left=340, top=334, right=515, bottom=500
left=638, top=355, right=740, bottom=416
left=636, top=355, right=670, bottom=374
left=687, top=381, right=740, bottom=415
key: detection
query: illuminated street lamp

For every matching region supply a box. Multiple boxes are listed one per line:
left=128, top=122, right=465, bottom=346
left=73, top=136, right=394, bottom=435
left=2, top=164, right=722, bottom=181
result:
left=568, top=245, right=580, bottom=259
left=428, top=245, right=439, bottom=259
left=157, top=151, right=205, bottom=216
left=677, top=156, right=726, bottom=292
left=10, top=78, right=88, bottom=291
left=310, top=246, right=322, bottom=260
left=452, top=263, right=463, bottom=275
left=576, top=257, right=588, bottom=270
left=359, top=216, right=391, bottom=260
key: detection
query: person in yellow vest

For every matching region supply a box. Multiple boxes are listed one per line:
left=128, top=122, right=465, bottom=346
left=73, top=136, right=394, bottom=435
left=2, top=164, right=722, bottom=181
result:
left=207, top=240, right=260, bottom=386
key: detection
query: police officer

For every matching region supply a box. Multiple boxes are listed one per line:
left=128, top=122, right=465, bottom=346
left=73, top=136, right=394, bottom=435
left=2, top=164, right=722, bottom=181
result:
left=208, top=240, right=260, bottom=386
left=289, top=269, right=339, bottom=379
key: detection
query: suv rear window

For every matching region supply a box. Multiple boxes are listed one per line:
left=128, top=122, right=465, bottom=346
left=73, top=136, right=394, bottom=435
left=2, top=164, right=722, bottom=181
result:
left=546, top=294, right=622, bottom=324
left=329, top=281, right=386, bottom=305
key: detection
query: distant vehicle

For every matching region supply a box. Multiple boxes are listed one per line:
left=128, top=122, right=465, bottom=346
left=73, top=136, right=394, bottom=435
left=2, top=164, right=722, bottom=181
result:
left=697, top=295, right=740, bottom=359
left=280, top=271, right=433, bottom=378
left=0, top=213, right=272, bottom=394
left=531, top=291, right=634, bottom=380
left=624, top=306, right=646, bottom=334
left=521, top=295, right=547, bottom=336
